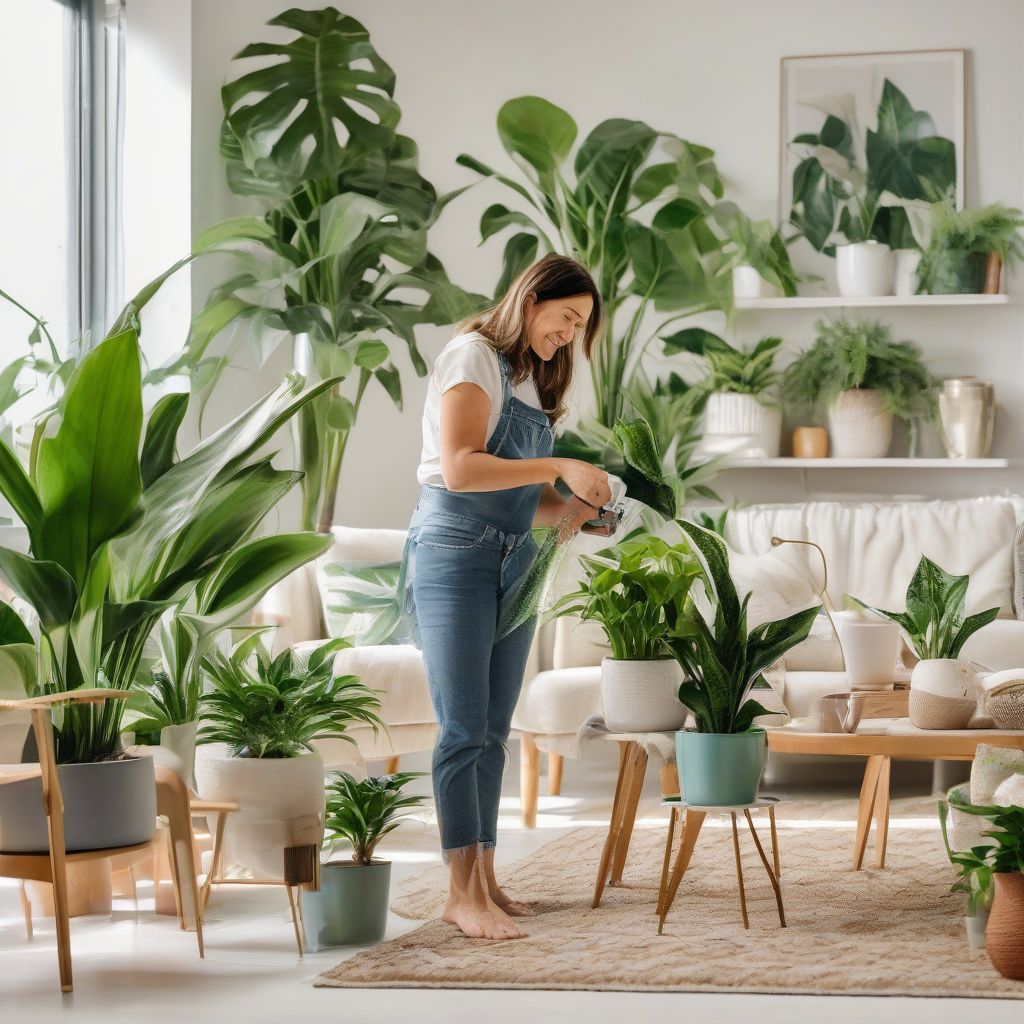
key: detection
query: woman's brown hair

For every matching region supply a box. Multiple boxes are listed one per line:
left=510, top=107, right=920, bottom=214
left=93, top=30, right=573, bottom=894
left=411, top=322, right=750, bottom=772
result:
left=456, top=254, right=603, bottom=423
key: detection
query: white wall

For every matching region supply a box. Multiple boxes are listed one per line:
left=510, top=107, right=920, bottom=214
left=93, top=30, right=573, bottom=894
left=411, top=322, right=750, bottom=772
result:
left=191, top=0, right=1024, bottom=528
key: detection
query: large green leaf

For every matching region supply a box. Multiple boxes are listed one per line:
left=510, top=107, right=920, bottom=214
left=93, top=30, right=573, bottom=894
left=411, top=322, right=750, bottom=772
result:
left=574, top=118, right=657, bottom=211
left=0, top=599, right=32, bottom=645
left=677, top=518, right=740, bottom=632
left=141, top=392, right=189, bottom=488
left=0, top=548, right=77, bottom=632
left=33, top=329, right=143, bottom=588
left=497, top=96, right=577, bottom=195
left=220, top=9, right=400, bottom=195
left=0, top=438, right=42, bottom=542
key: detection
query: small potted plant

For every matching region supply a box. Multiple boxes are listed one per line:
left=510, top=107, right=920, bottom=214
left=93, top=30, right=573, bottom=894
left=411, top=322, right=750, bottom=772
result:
left=666, top=520, right=819, bottom=806
left=782, top=317, right=936, bottom=458
left=302, top=771, right=427, bottom=949
left=917, top=198, right=1024, bottom=295
left=939, top=796, right=995, bottom=951
left=851, top=556, right=999, bottom=729
left=193, top=636, right=385, bottom=878
left=714, top=201, right=808, bottom=300
left=551, top=530, right=702, bottom=733
left=946, top=791, right=1024, bottom=978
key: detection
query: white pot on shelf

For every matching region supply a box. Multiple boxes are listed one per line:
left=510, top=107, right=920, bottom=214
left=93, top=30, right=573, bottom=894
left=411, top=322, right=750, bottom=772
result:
left=731, top=265, right=780, bottom=299
left=702, top=393, right=782, bottom=458
left=892, top=249, right=922, bottom=297
left=601, top=657, right=687, bottom=733
left=836, top=241, right=893, bottom=298
left=835, top=613, right=901, bottom=691
left=827, top=389, right=893, bottom=458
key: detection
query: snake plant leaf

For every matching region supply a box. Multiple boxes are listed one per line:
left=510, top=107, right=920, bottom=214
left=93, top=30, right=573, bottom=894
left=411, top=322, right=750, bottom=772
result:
left=141, top=392, right=189, bottom=488
left=220, top=9, right=400, bottom=196
left=497, top=96, right=577, bottom=196
left=677, top=518, right=740, bottom=632
left=746, top=604, right=819, bottom=680
left=950, top=608, right=1001, bottom=659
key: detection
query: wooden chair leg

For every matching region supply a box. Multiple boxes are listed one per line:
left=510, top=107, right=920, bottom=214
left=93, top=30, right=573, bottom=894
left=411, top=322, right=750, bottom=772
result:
left=520, top=733, right=540, bottom=828
left=875, top=756, right=892, bottom=869
left=744, top=809, right=786, bottom=927
left=769, top=805, right=781, bottom=878
left=19, top=881, right=32, bottom=940
left=659, top=761, right=680, bottom=798
left=547, top=753, right=564, bottom=796
left=731, top=813, right=749, bottom=930
left=656, top=806, right=679, bottom=918
left=592, top=742, right=631, bottom=909
left=609, top=744, right=648, bottom=885
left=657, top=809, right=705, bottom=934
left=201, top=810, right=229, bottom=913
left=285, top=884, right=304, bottom=957
left=384, top=755, right=400, bottom=774
left=853, top=755, right=885, bottom=871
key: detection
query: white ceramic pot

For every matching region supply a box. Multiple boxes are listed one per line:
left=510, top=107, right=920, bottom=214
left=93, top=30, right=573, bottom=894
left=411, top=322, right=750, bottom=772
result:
left=835, top=614, right=901, bottom=691
left=158, top=722, right=199, bottom=786
left=909, top=659, right=978, bottom=730
left=702, top=393, right=782, bottom=458
left=193, top=745, right=325, bottom=878
left=827, top=389, right=893, bottom=458
left=836, top=241, right=894, bottom=297
left=731, top=265, right=780, bottom=299
left=893, top=249, right=922, bottom=297
left=966, top=912, right=988, bottom=951
left=601, top=657, right=687, bottom=733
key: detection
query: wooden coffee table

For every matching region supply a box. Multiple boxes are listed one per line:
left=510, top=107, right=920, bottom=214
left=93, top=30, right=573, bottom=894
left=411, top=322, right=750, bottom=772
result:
left=768, top=719, right=1024, bottom=870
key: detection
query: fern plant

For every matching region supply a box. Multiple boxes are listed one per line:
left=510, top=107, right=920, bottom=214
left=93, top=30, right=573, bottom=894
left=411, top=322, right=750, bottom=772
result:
left=782, top=317, right=937, bottom=422
left=323, top=771, right=427, bottom=865
left=199, top=636, right=384, bottom=758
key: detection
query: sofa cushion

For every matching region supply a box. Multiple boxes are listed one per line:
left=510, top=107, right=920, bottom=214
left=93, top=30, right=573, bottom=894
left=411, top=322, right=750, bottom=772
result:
left=513, top=666, right=602, bottom=736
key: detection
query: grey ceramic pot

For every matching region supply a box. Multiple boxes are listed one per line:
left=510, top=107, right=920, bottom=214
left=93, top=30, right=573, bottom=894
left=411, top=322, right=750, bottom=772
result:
left=676, top=729, right=768, bottom=806
left=301, top=860, right=392, bottom=950
left=0, top=754, right=156, bottom=853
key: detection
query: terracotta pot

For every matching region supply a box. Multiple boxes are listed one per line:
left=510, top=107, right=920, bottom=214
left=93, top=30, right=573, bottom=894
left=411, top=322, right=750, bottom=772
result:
left=986, top=872, right=1024, bottom=979
left=792, top=426, right=828, bottom=458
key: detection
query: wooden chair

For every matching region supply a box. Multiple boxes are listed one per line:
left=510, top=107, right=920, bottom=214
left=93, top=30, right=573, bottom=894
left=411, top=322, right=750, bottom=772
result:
left=0, top=690, right=204, bottom=993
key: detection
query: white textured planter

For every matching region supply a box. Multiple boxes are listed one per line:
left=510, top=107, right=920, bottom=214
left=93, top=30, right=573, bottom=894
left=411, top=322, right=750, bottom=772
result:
left=893, top=249, right=922, bottom=297
left=909, top=659, right=978, bottom=730
left=966, top=912, right=988, bottom=951
left=194, top=745, right=325, bottom=878
left=601, top=657, right=687, bottom=733
left=731, top=265, right=779, bottom=299
left=828, top=389, right=893, bottom=458
left=835, top=614, right=901, bottom=691
left=836, top=241, right=893, bottom=297
left=702, top=393, right=782, bottom=458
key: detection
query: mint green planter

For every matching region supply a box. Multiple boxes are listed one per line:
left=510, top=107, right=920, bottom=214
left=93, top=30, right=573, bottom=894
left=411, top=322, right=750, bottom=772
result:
left=300, top=860, right=391, bottom=950
left=675, top=728, right=768, bottom=806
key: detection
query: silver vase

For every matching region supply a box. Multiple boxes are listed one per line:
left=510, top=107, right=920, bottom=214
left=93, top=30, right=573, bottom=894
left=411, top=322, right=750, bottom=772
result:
left=938, top=377, right=995, bottom=459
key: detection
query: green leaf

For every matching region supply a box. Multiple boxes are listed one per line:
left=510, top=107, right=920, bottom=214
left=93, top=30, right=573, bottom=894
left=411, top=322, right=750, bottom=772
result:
left=660, top=327, right=728, bottom=357
left=574, top=118, right=657, bottom=211
left=355, top=340, right=389, bottom=370
left=140, top=392, right=189, bottom=488
left=0, top=599, right=32, bottom=645
left=193, top=216, right=276, bottom=249
left=0, top=438, right=42, bottom=541
left=495, top=232, right=540, bottom=298
left=497, top=96, right=577, bottom=194
left=0, top=548, right=77, bottom=632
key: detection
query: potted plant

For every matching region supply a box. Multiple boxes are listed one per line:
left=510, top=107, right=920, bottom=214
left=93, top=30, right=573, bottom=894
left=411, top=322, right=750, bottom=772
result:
left=916, top=198, right=1024, bottom=295
left=194, top=635, right=385, bottom=878
left=851, top=555, right=999, bottom=729
left=551, top=530, right=702, bottom=732
left=939, top=796, right=995, bottom=951
left=946, top=791, right=1024, bottom=978
left=787, top=79, right=955, bottom=297
left=714, top=201, right=809, bottom=300
left=666, top=520, right=819, bottom=806
left=782, top=317, right=937, bottom=458
left=0, top=317, right=337, bottom=853
left=302, top=771, right=426, bottom=949
left=668, top=329, right=784, bottom=458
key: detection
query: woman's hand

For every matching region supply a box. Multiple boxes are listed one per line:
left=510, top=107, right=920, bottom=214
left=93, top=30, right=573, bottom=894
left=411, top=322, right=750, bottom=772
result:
left=556, top=459, right=612, bottom=509
left=581, top=507, right=620, bottom=538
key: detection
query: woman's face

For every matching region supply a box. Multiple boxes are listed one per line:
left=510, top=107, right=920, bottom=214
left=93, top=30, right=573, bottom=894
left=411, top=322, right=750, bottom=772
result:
left=524, top=293, right=594, bottom=362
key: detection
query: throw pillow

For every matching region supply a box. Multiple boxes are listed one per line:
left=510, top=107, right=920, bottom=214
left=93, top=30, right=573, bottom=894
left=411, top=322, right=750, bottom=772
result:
left=315, top=559, right=407, bottom=646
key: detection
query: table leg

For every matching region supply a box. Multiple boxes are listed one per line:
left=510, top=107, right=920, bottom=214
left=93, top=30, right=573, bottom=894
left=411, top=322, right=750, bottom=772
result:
left=656, top=806, right=679, bottom=919
left=853, top=755, right=885, bottom=871
left=768, top=805, right=781, bottom=878
left=592, top=742, right=633, bottom=908
left=874, top=756, right=891, bottom=869
left=657, top=809, right=705, bottom=935
left=731, top=813, right=749, bottom=930
left=744, top=809, right=786, bottom=928
left=609, top=744, right=648, bottom=885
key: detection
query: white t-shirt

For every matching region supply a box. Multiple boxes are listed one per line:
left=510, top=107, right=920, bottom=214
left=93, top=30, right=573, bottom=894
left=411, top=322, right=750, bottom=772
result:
left=417, top=332, right=542, bottom=487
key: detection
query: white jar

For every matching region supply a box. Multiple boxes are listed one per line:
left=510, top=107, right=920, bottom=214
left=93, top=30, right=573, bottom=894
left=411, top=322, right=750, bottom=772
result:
left=836, top=241, right=894, bottom=298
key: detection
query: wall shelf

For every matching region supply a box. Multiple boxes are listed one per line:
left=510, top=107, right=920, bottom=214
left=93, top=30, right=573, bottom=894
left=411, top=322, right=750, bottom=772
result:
left=717, top=457, right=1016, bottom=470
left=734, top=294, right=1011, bottom=310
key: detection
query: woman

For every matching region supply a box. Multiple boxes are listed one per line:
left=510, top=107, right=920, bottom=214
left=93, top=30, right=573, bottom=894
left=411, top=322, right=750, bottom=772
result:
left=404, top=254, right=615, bottom=940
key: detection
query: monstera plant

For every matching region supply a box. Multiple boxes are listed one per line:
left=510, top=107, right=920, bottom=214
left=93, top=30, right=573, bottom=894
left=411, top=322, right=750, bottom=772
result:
left=180, top=8, right=484, bottom=531
left=788, top=79, right=956, bottom=254
left=459, top=95, right=728, bottom=428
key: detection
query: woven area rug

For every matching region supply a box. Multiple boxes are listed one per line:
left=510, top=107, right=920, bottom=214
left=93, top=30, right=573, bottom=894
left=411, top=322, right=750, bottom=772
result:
left=315, top=796, right=1023, bottom=997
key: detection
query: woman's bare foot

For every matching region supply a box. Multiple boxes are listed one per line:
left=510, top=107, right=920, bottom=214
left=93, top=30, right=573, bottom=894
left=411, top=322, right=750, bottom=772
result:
left=441, top=853, right=524, bottom=939
left=480, top=848, right=536, bottom=917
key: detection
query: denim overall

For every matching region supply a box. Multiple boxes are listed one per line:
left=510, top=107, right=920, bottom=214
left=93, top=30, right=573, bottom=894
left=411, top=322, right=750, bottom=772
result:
left=402, top=352, right=553, bottom=853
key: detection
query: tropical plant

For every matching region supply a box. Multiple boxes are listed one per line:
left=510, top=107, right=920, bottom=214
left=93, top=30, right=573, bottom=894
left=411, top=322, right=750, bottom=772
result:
left=917, top=198, right=1024, bottom=293
left=713, top=201, right=808, bottom=298
left=550, top=529, right=702, bottom=660
left=0, top=311, right=337, bottom=764
left=851, top=555, right=1000, bottom=661
left=939, top=797, right=996, bottom=915
left=665, top=328, right=782, bottom=401
left=947, top=789, right=1024, bottom=874
left=459, top=94, right=729, bottom=428
left=199, top=636, right=384, bottom=759
left=323, top=770, right=427, bottom=865
left=782, top=317, right=937, bottom=423
left=665, top=520, right=819, bottom=734
left=183, top=8, right=484, bottom=531
left=788, top=78, right=955, bottom=254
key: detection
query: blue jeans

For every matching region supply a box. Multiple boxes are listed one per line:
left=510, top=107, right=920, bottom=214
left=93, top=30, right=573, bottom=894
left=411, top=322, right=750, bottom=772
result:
left=411, top=512, right=538, bottom=852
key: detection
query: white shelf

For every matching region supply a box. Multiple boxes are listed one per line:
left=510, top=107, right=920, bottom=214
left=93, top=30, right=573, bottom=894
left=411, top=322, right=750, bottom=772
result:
left=718, top=457, right=1016, bottom=470
left=735, top=294, right=1011, bottom=310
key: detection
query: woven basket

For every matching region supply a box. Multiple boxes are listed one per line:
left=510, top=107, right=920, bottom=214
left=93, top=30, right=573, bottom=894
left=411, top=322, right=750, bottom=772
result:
left=988, top=690, right=1024, bottom=731
left=909, top=688, right=976, bottom=730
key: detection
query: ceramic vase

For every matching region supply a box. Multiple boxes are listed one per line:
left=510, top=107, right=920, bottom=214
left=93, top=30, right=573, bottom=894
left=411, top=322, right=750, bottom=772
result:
left=731, top=265, right=779, bottom=299
left=909, top=659, right=977, bottom=730
left=702, top=393, right=782, bottom=457
left=986, top=872, right=1024, bottom=978
left=836, top=614, right=901, bottom=691
left=676, top=729, right=768, bottom=806
left=601, top=657, right=687, bottom=733
left=836, top=241, right=893, bottom=298
left=792, top=426, right=828, bottom=458
left=828, top=390, right=893, bottom=458
left=892, top=249, right=922, bottom=297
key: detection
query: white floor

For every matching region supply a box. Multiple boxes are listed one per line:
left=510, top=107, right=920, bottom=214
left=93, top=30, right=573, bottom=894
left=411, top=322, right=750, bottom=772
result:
left=1, top=742, right=1019, bottom=1023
